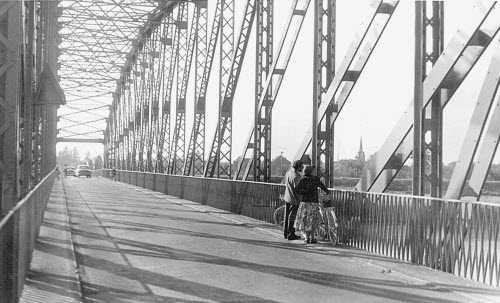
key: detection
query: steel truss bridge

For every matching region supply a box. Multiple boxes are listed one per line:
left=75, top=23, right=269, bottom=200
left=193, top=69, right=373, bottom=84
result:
left=2, top=0, right=500, bottom=300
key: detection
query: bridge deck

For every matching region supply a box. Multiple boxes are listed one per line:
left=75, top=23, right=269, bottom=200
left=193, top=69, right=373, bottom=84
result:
left=20, top=177, right=500, bottom=303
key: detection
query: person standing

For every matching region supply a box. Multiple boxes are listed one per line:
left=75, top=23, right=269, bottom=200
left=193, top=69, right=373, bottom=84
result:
left=283, top=160, right=304, bottom=240
left=294, top=165, right=329, bottom=244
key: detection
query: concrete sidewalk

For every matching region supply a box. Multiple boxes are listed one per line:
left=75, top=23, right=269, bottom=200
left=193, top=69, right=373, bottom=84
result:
left=20, top=178, right=82, bottom=303
left=21, top=177, right=500, bottom=303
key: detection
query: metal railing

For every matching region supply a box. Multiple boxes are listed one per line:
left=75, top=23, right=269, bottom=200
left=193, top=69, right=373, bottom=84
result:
left=95, top=169, right=499, bottom=286
left=0, top=168, right=56, bottom=302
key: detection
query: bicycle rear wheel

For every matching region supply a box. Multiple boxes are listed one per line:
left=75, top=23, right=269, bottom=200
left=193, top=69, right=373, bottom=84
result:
left=273, top=205, right=285, bottom=227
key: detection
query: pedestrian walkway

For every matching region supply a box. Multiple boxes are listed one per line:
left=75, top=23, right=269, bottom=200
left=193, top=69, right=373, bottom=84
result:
left=21, top=177, right=500, bottom=303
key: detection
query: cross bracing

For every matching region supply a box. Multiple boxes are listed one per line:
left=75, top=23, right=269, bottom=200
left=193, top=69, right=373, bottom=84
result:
left=57, top=0, right=160, bottom=142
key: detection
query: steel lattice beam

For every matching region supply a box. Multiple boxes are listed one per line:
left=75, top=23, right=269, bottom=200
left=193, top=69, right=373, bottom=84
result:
left=205, top=0, right=257, bottom=179
left=204, top=0, right=235, bottom=178
left=252, top=0, right=274, bottom=182
left=0, top=2, right=21, bottom=212
left=184, top=1, right=211, bottom=176
left=169, top=3, right=193, bottom=175
left=414, top=2, right=444, bottom=196
left=313, top=0, right=335, bottom=187
left=234, top=0, right=311, bottom=181
left=158, top=12, right=177, bottom=173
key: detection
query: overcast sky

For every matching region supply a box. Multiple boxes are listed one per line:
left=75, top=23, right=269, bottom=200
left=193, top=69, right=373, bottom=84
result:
left=58, top=0, right=500, bottom=166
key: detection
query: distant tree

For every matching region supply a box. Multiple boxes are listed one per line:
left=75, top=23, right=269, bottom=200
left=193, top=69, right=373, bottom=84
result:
left=334, top=159, right=364, bottom=178
left=84, top=151, right=91, bottom=163
left=71, top=147, right=80, bottom=164
left=94, top=155, right=103, bottom=169
left=395, top=164, right=412, bottom=179
left=488, top=163, right=500, bottom=181
left=57, top=146, right=81, bottom=168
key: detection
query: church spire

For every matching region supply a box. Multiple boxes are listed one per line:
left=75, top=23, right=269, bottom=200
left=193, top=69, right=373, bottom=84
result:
left=356, top=137, right=365, bottom=163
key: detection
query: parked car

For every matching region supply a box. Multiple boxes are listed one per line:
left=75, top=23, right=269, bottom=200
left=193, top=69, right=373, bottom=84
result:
left=65, top=167, right=76, bottom=177
left=76, top=165, right=91, bottom=178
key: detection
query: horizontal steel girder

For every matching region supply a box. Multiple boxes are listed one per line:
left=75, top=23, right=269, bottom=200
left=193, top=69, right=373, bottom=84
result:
left=57, top=138, right=104, bottom=144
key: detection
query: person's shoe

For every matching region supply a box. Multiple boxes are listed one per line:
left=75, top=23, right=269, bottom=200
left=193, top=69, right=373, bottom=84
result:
left=287, top=234, right=302, bottom=240
left=309, top=239, right=318, bottom=244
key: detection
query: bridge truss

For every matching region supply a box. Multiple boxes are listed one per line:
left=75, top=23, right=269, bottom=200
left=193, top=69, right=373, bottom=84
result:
left=58, top=0, right=500, bottom=201
left=0, top=1, right=65, bottom=215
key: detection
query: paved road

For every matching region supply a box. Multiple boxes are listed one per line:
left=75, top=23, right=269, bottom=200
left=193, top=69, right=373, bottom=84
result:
left=22, top=177, right=500, bottom=302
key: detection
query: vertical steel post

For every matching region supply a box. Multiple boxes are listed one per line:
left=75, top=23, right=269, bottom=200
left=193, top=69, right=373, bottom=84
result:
left=413, top=1, right=424, bottom=196
left=425, top=2, right=444, bottom=197
left=44, top=0, right=59, bottom=176
left=21, top=0, right=36, bottom=196
left=217, top=0, right=234, bottom=178
left=149, top=26, right=162, bottom=172
left=170, top=3, right=192, bottom=175
left=313, top=0, right=335, bottom=187
left=159, top=12, right=177, bottom=173
left=184, top=1, right=210, bottom=176
left=0, top=1, right=21, bottom=213
left=253, top=0, right=273, bottom=182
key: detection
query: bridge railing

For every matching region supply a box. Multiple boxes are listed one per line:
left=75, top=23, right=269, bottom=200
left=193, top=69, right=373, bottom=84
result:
left=0, top=168, right=56, bottom=302
left=95, top=169, right=499, bottom=286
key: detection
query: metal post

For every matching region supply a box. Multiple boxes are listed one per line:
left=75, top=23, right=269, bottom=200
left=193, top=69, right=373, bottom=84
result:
left=0, top=1, right=21, bottom=213
left=170, top=3, right=192, bottom=175
left=313, top=0, right=335, bottom=187
left=413, top=1, right=424, bottom=196
left=253, top=0, right=273, bottom=182
left=217, top=0, right=234, bottom=178
left=425, top=2, right=444, bottom=197
left=21, top=0, right=36, bottom=196
left=184, top=1, right=210, bottom=176
left=45, top=0, right=59, bottom=176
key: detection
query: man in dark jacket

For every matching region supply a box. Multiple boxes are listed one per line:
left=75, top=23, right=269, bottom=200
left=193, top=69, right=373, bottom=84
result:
left=283, top=160, right=303, bottom=240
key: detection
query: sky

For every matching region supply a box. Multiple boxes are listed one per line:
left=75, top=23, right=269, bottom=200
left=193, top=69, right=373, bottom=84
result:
left=57, top=0, right=500, bottom=166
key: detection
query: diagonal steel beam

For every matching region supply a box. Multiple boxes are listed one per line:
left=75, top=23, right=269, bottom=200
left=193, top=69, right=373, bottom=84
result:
left=234, top=0, right=312, bottom=181
left=291, top=0, right=399, bottom=162
left=358, top=1, right=500, bottom=192
left=445, top=40, right=500, bottom=199
left=204, top=0, right=256, bottom=178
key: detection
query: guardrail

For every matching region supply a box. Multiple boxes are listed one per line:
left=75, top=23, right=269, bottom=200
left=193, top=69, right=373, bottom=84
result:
left=0, top=169, right=56, bottom=302
left=95, top=169, right=499, bottom=286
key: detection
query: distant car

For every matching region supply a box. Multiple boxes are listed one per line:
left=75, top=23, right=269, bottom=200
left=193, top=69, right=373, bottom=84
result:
left=76, top=165, right=91, bottom=178
left=65, top=168, right=76, bottom=177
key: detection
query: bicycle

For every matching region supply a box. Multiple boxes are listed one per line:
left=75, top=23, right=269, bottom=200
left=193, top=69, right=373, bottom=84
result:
left=315, top=199, right=338, bottom=246
left=273, top=194, right=338, bottom=246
